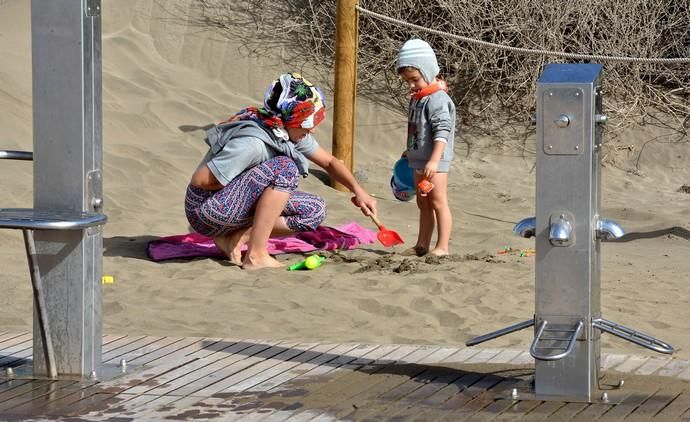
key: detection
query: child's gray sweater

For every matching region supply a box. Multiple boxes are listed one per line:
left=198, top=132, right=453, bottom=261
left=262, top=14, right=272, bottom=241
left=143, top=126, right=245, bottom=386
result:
left=405, top=90, right=455, bottom=172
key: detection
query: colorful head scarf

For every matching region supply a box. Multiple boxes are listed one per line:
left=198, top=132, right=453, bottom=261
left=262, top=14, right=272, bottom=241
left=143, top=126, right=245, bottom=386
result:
left=229, top=73, right=326, bottom=130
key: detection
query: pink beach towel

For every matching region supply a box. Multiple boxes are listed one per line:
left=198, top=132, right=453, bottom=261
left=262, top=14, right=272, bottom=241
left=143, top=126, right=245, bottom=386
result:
left=147, top=222, right=377, bottom=262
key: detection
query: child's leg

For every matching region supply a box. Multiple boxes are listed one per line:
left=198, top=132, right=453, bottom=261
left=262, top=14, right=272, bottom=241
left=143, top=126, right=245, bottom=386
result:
left=428, top=172, right=452, bottom=255
left=402, top=171, right=435, bottom=256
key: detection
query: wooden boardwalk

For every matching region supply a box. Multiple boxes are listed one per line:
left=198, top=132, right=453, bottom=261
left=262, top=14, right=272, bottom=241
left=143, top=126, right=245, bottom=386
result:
left=1, top=331, right=689, bottom=421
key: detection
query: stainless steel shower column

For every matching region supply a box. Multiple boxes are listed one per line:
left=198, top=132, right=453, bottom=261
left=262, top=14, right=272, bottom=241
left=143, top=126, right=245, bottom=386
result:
left=465, top=63, right=673, bottom=403
left=531, top=63, right=604, bottom=399
left=30, top=0, right=103, bottom=377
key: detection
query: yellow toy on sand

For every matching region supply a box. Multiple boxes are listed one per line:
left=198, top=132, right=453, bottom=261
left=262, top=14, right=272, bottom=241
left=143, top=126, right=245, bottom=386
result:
left=287, top=255, right=325, bottom=271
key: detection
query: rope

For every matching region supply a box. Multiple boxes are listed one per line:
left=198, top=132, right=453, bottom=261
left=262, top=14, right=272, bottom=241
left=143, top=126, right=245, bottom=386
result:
left=357, top=6, right=690, bottom=64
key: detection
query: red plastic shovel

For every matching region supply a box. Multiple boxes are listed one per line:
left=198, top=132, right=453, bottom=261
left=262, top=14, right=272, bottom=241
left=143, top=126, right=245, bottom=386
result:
left=369, top=214, right=405, bottom=247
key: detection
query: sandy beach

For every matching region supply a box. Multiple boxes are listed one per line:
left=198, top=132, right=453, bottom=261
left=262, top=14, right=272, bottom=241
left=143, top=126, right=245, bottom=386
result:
left=1, top=0, right=689, bottom=367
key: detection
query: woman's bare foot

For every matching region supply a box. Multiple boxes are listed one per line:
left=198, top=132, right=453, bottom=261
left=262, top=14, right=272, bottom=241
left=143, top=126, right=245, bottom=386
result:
left=429, top=248, right=449, bottom=257
left=242, top=254, right=284, bottom=271
left=214, top=227, right=252, bottom=265
left=400, top=245, right=428, bottom=257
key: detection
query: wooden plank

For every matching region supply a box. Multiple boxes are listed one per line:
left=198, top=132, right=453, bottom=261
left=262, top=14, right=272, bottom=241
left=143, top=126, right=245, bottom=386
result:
left=440, top=347, right=482, bottom=364
left=248, top=343, right=355, bottom=392
left=120, top=339, right=256, bottom=396
left=614, top=356, right=650, bottom=373
left=0, top=380, right=75, bottom=412
left=0, top=379, right=98, bottom=417
left=546, top=401, right=589, bottom=420
left=657, top=359, right=690, bottom=377
left=0, top=332, right=29, bottom=347
left=493, top=400, right=543, bottom=420
left=234, top=343, right=378, bottom=421
left=487, top=349, right=523, bottom=364
left=464, top=348, right=503, bottom=364
left=518, top=400, right=566, bottom=421
left=131, top=336, right=210, bottom=364
left=102, top=335, right=171, bottom=363
left=417, top=346, right=462, bottom=364
left=627, top=387, right=681, bottom=418
left=376, top=369, right=471, bottom=419
left=441, top=378, right=522, bottom=420
left=140, top=340, right=280, bottom=397
left=596, top=391, right=658, bottom=421
left=323, top=347, right=445, bottom=420
left=601, top=353, right=628, bottom=370
left=0, top=380, right=33, bottom=400
left=571, top=402, right=613, bottom=420
left=634, top=357, right=672, bottom=376
left=107, top=336, right=187, bottom=364
left=219, top=342, right=327, bottom=393
left=653, top=391, right=690, bottom=420
left=0, top=339, right=32, bottom=367
left=417, top=372, right=484, bottom=408
left=41, top=344, right=222, bottom=417
left=186, top=341, right=320, bottom=397
left=251, top=344, right=410, bottom=421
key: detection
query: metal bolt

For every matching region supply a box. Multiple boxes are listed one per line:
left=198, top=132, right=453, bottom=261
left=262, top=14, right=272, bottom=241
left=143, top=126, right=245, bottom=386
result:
left=617, top=379, right=624, bottom=388
left=89, top=370, right=98, bottom=380
left=511, top=388, right=519, bottom=400
left=602, top=392, right=609, bottom=402
left=548, top=145, right=553, bottom=149
left=575, top=145, right=580, bottom=150
left=575, top=92, right=580, bottom=96
left=6, top=367, right=13, bottom=377
left=120, top=359, right=128, bottom=372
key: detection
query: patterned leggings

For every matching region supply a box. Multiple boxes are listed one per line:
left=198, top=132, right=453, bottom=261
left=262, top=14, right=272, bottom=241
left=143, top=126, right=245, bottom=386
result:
left=185, top=156, right=327, bottom=237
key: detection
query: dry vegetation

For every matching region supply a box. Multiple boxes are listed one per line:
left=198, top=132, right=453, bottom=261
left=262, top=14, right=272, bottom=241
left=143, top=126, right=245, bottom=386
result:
left=184, top=0, right=689, bottom=147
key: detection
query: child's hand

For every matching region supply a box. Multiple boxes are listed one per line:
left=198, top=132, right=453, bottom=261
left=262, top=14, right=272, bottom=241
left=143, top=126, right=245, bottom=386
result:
left=423, top=160, right=439, bottom=180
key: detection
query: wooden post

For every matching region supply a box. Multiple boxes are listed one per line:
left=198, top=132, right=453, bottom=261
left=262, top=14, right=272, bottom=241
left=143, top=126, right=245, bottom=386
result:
left=332, top=0, right=358, bottom=191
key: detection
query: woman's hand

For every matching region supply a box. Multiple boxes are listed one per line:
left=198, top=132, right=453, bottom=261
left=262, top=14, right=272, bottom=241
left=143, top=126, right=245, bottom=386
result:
left=350, top=193, right=377, bottom=217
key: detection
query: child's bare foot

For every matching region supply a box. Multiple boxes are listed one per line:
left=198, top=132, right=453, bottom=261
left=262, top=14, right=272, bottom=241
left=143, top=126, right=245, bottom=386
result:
left=400, top=245, right=428, bottom=257
left=214, top=227, right=251, bottom=265
left=429, top=248, right=449, bottom=257
left=242, top=254, right=284, bottom=271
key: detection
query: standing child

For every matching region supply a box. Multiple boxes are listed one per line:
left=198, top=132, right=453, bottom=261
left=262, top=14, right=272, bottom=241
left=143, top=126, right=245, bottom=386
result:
left=396, top=39, right=456, bottom=256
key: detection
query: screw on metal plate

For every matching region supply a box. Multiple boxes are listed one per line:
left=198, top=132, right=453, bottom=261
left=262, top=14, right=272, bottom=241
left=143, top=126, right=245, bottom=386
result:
left=602, top=392, right=609, bottom=403
left=511, top=388, right=519, bottom=400
left=120, top=358, right=127, bottom=372
left=85, top=0, right=101, bottom=17
left=89, top=370, right=98, bottom=380
left=617, top=379, right=624, bottom=388
left=6, top=367, right=13, bottom=377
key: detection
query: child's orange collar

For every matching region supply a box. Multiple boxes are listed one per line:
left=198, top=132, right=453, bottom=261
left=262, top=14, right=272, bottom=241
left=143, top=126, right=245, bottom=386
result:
left=411, top=80, right=448, bottom=100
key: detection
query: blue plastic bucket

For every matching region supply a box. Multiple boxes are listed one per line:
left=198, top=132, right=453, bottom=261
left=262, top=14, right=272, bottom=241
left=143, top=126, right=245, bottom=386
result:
left=390, top=157, right=415, bottom=201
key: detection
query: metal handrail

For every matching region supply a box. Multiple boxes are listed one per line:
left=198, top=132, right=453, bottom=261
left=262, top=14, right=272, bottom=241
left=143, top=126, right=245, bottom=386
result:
left=0, top=150, right=33, bottom=161
left=593, top=318, right=674, bottom=354
left=466, top=318, right=534, bottom=347
left=530, top=320, right=583, bottom=361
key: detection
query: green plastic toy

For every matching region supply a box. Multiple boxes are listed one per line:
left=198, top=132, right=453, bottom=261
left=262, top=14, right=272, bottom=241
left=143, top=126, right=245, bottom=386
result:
left=287, top=255, right=325, bottom=271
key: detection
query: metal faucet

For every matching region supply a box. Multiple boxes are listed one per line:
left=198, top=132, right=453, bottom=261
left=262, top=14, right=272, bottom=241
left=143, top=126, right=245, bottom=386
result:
left=513, top=217, right=536, bottom=238
left=596, top=218, right=624, bottom=240
left=549, top=215, right=573, bottom=246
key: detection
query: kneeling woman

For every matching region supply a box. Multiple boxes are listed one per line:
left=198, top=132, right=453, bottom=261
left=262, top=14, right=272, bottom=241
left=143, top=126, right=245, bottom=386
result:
left=185, top=73, right=377, bottom=270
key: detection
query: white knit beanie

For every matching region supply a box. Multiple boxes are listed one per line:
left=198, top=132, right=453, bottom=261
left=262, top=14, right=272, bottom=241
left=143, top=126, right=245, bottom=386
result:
left=396, top=39, right=439, bottom=83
